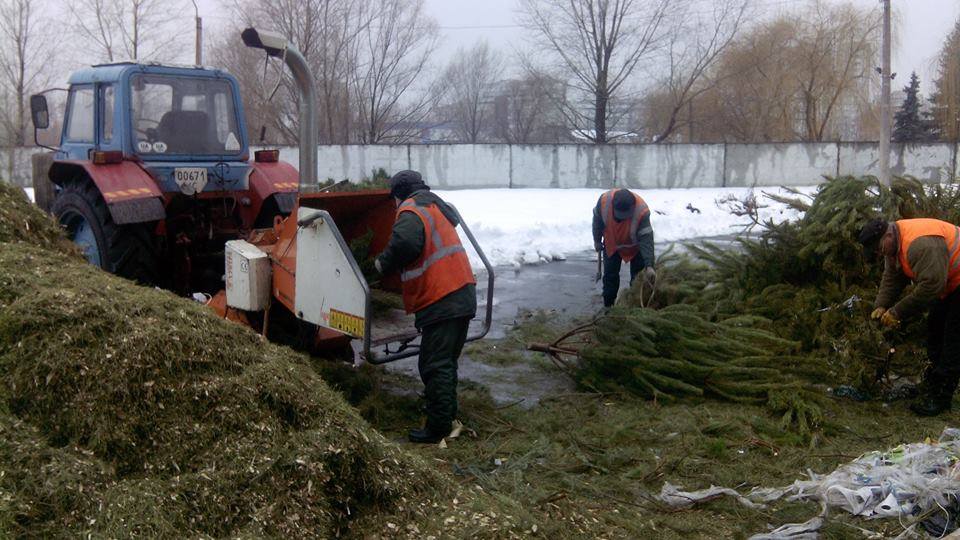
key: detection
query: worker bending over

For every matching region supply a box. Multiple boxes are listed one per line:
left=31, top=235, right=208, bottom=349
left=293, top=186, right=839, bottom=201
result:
left=858, top=217, right=960, bottom=416
left=592, top=188, right=656, bottom=307
left=375, top=170, right=477, bottom=443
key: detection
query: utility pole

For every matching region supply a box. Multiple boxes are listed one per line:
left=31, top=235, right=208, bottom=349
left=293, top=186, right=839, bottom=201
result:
left=191, top=0, right=203, bottom=65
left=879, top=0, right=892, bottom=186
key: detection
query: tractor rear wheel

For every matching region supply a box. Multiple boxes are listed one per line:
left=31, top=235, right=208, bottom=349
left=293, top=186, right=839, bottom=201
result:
left=52, top=179, right=159, bottom=285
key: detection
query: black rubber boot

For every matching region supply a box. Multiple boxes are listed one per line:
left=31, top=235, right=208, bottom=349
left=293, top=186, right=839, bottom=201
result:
left=910, top=397, right=950, bottom=416
left=408, top=425, right=451, bottom=444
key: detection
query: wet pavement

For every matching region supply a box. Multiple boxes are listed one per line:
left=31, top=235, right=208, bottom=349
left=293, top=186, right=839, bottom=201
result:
left=372, top=238, right=739, bottom=406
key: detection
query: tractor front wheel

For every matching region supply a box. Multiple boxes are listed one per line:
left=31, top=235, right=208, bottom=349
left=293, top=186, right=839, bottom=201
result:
left=52, top=179, right=159, bottom=285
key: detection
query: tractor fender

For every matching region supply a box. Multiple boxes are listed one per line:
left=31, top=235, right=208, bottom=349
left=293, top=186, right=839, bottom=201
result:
left=48, top=160, right=165, bottom=225
left=248, top=161, right=299, bottom=215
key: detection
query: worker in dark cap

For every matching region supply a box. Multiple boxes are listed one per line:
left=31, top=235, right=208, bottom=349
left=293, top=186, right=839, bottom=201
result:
left=592, top=188, right=656, bottom=307
left=375, top=170, right=477, bottom=443
left=859, top=217, right=960, bottom=416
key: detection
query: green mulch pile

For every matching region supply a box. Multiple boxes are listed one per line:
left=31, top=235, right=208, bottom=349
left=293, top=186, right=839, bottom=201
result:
left=571, top=176, right=958, bottom=437
left=0, top=182, right=65, bottom=249
left=0, top=180, right=531, bottom=538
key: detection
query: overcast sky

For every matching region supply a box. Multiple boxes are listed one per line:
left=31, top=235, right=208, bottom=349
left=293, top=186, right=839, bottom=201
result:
left=192, top=0, right=958, bottom=94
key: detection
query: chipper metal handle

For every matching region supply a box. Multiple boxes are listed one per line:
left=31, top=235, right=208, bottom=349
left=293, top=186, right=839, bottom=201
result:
left=364, top=203, right=495, bottom=365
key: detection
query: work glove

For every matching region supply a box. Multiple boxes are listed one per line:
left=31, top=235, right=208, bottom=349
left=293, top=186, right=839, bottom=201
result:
left=642, top=266, right=657, bottom=285
left=870, top=307, right=886, bottom=320
left=880, top=310, right=900, bottom=329
left=594, top=240, right=603, bottom=253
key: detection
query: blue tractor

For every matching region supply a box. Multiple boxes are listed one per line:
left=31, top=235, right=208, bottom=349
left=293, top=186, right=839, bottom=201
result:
left=31, top=61, right=299, bottom=293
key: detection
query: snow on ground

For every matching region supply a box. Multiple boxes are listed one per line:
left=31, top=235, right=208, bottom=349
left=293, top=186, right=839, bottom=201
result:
left=20, top=183, right=817, bottom=269
left=24, top=187, right=34, bottom=203
left=436, top=187, right=819, bottom=268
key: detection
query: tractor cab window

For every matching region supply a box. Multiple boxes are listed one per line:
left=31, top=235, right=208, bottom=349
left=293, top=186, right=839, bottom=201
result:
left=65, top=86, right=95, bottom=143
left=101, top=85, right=115, bottom=143
left=130, top=74, right=242, bottom=156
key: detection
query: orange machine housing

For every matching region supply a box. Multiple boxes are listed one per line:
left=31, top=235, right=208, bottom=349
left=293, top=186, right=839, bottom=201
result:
left=211, top=189, right=399, bottom=354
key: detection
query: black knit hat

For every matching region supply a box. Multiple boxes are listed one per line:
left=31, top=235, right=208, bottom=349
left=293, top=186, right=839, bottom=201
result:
left=857, top=218, right=889, bottom=259
left=389, top=170, right=428, bottom=200
left=612, top=189, right=636, bottom=220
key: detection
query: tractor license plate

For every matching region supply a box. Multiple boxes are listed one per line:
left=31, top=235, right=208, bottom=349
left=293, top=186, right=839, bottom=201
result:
left=174, top=168, right=208, bottom=195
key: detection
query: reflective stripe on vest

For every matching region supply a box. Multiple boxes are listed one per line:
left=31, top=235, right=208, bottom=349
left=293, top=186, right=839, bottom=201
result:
left=396, top=199, right=476, bottom=313
left=599, top=189, right=651, bottom=261
left=397, top=200, right=468, bottom=282
left=896, top=218, right=960, bottom=298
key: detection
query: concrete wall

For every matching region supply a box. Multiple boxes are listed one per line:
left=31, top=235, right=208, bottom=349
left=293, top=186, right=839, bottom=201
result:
left=839, top=143, right=955, bottom=183
left=2, top=147, right=44, bottom=187
left=725, top=143, right=838, bottom=187
left=617, top=144, right=724, bottom=189
left=7, top=142, right=960, bottom=190
left=305, top=142, right=959, bottom=189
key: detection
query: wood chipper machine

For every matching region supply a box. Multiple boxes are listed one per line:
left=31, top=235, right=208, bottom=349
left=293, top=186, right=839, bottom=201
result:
left=29, top=27, right=493, bottom=364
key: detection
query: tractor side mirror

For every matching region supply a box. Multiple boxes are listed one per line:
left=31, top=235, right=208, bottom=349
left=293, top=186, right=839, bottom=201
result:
left=30, top=94, right=49, bottom=129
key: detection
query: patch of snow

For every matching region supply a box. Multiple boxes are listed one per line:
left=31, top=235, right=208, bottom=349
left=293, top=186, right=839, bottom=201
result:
left=435, top=187, right=818, bottom=268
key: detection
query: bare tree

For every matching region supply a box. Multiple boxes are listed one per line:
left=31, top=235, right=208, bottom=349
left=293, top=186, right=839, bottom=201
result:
left=493, top=70, right=566, bottom=143
left=352, top=0, right=440, bottom=143
left=676, top=0, right=879, bottom=143
left=790, top=0, right=880, bottom=141
left=227, top=0, right=369, bottom=144
left=931, top=16, right=960, bottom=141
left=208, top=30, right=294, bottom=145
left=0, top=0, right=52, bottom=148
left=518, top=0, right=675, bottom=143
left=650, top=0, right=751, bottom=142
left=442, top=41, right=504, bottom=143
left=67, top=0, right=188, bottom=62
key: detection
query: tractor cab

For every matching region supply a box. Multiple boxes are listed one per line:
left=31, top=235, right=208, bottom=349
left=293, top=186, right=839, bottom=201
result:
left=55, top=63, right=252, bottom=195
left=31, top=62, right=298, bottom=293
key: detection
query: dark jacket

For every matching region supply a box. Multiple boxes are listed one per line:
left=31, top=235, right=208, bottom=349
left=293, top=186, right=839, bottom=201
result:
left=376, top=189, right=477, bottom=329
left=592, top=197, right=655, bottom=267
left=875, top=227, right=950, bottom=319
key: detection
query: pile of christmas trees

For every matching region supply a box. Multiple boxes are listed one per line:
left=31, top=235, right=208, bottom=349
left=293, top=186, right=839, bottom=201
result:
left=569, top=176, right=960, bottom=433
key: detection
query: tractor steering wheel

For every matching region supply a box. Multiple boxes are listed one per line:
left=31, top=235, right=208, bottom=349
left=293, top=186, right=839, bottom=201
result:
left=134, top=118, right=159, bottom=140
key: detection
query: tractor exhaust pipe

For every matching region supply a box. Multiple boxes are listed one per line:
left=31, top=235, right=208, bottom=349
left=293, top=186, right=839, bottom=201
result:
left=241, top=28, right=317, bottom=188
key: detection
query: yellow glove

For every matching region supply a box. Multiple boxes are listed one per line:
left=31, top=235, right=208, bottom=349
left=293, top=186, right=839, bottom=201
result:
left=870, top=307, right=886, bottom=320
left=880, top=310, right=900, bottom=328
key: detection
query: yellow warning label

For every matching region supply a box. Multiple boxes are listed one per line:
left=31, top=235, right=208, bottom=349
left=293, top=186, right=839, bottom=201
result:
left=329, top=309, right=365, bottom=338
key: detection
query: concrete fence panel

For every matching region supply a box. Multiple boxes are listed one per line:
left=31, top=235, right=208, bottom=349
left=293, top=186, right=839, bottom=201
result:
left=411, top=144, right=510, bottom=188
left=510, top=145, right=561, bottom=187
left=724, top=143, right=838, bottom=187
left=838, top=142, right=955, bottom=183
left=2, top=147, right=43, bottom=187
left=617, top=144, right=723, bottom=189
left=313, top=144, right=408, bottom=181
left=554, top=144, right=616, bottom=189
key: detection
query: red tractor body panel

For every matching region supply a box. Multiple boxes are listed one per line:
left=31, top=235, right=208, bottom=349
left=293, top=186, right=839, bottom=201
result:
left=48, top=159, right=166, bottom=224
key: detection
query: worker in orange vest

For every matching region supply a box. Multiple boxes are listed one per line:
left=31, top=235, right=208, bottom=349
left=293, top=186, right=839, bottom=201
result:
left=375, top=170, right=477, bottom=443
left=859, top=217, right=960, bottom=416
left=592, top=188, right=656, bottom=307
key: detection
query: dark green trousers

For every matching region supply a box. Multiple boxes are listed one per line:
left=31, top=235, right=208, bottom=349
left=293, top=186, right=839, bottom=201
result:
left=602, top=252, right=643, bottom=307
left=924, top=287, right=960, bottom=401
left=419, top=316, right=471, bottom=433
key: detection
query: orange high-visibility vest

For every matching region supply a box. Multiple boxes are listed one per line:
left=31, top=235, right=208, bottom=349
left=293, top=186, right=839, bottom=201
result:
left=599, top=189, right=651, bottom=262
left=396, top=199, right=476, bottom=314
left=896, top=218, right=960, bottom=298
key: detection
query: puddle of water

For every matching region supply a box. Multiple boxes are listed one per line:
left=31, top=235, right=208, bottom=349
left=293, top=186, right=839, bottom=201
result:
left=373, top=236, right=744, bottom=406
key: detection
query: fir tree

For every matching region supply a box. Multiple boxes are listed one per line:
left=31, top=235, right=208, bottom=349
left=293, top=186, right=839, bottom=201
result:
left=893, top=72, right=938, bottom=142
